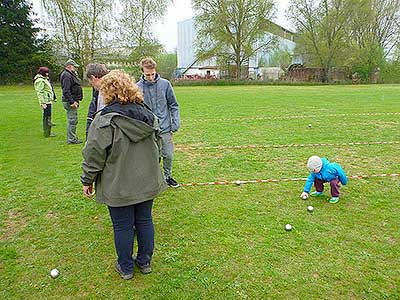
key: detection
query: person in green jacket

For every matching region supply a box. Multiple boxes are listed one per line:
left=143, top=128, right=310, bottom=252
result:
left=81, top=70, right=167, bottom=280
left=34, top=67, right=56, bottom=137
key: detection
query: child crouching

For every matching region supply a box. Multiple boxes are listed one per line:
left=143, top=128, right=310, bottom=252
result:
left=300, top=156, right=347, bottom=203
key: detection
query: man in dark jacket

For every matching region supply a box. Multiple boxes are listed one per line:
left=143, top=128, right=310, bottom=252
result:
left=85, top=63, right=109, bottom=139
left=60, top=59, right=83, bottom=144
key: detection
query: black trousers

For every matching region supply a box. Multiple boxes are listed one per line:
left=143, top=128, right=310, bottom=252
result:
left=43, top=104, right=52, bottom=137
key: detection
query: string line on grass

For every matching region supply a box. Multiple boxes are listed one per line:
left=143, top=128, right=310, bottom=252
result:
left=183, top=112, right=400, bottom=122
left=176, top=141, right=400, bottom=151
left=180, top=173, right=400, bottom=187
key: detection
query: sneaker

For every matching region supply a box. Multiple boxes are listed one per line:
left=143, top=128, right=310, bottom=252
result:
left=310, top=191, right=323, bottom=197
left=329, top=197, right=339, bottom=204
left=135, top=261, right=152, bottom=275
left=114, top=262, right=133, bottom=280
left=166, top=177, right=180, bottom=188
left=68, top=139, right=83, bottom=144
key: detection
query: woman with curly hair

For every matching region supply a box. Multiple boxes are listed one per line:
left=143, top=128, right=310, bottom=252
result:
left=81, top=70, right=167, bottom=280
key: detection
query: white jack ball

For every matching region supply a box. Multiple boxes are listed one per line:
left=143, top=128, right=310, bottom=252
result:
left=285, top=224, right=292, bottom=231
left=307, top=205, right=314, bottom=212
left=50, top=268, right=60, bottom=279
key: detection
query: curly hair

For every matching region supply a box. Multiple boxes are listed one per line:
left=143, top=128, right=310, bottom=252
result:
left=100, top=70, right=144, bottom=105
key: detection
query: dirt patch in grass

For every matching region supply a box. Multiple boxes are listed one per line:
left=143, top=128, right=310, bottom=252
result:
left=0, top=210, right=28, bottom=241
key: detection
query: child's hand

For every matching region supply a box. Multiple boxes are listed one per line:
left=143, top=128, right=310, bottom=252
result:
left=300, top=192, right=309, bottom=199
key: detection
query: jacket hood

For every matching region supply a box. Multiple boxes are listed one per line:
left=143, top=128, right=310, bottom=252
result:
left=140, top=73, right=160, bottom=86
left=320, top=158, right=330, bottom=169
left=99, top=102, right=158, bottom=143
left=34, top=74, right=47, bottom=81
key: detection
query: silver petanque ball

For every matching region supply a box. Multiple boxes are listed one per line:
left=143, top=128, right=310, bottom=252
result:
left=307, top=205, right=314, bottom=212
left=301, top=195, right=308, bottom=200
left=308, top=124, right=312, bottom=128
left=285, top=224, right=292, bottom=231
left=50, top=268, right=60, bottom=279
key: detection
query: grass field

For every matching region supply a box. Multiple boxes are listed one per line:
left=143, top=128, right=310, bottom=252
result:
left=1, top=84, right=399, bottom=299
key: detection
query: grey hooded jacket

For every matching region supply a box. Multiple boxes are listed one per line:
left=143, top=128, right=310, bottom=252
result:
left=81, top=102, right=167, bottom=207
left=137, top=74, right=180, bottom=134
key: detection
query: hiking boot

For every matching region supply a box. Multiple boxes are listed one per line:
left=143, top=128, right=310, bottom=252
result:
left=310, top=191, right=323, bottom=197
left=329, top=197, right=339, bottom=204
left=166, top=177, right=180, bottom=188
left=114, top=262, right=133, bottom=280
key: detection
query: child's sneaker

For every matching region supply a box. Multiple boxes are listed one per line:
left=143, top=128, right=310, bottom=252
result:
left=310, top=191, right=323, bottom=197
left=329, top=197, right=339, bottom=204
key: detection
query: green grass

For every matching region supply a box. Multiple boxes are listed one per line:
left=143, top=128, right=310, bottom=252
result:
left=1, top=84, right=399, bottom=299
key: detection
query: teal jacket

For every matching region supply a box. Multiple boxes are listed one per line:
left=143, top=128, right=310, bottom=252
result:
left=34, top=74, right=55, bottom=106
left=303, top=158, right=348, bottom=193
left=81, top=102, right=167, bottom=207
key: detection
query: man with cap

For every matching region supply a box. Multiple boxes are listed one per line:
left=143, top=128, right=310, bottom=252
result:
left=60, top=59, right=83, bottom=144
left=300, top=156, right=348, bottom=203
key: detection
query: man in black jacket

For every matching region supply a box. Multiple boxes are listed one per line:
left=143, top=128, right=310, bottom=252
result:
left=60, top=59, right=83, bottom=144
left=85, top=63, right=109, bottom=139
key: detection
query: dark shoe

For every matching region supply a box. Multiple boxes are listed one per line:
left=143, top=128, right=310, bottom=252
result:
left=68, top=139, right=83, bottom=144
left=114, top=262, right=133, bottom=280
left=134, top=260, right=152, bottom=274
left=166, top=177, right=180, bottom=188
left=51, top=123, right=56, bottom=127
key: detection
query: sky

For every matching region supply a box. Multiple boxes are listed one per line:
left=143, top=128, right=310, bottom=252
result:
left=31, top=0, right=291, bottom=53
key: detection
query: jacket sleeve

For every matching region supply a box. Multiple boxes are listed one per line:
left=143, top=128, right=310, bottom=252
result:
left=166, top=82, right=180, bottom=132
left=34, top=80, right=47, bottom=105
left=61, top=73, right=74, bottom=105
left=81, top=120, right=113, bottom=185
left=333, top=163, right=348, bottom=185
left=303, top=173, right=316, bottom=193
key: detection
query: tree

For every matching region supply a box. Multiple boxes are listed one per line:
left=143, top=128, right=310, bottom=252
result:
left=288, top=0, right=351, bottom=82
left=117, top=0, right=168, bottom=63
left=264, top=48, right=293, bottom=69
left=346, top=0, right=400, bottom=80
left=193, top=0, right=276, bottom=79
left=0, top=0, right=39, bottom=83
left=41, top=0, right=111, bottom=74
left=157, top=52, right=177, bottom=80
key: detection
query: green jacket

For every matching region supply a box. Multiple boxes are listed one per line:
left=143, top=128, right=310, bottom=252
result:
left=34, top=74, right=54, bottom=105
left=81, top=102, right=167, bottom=207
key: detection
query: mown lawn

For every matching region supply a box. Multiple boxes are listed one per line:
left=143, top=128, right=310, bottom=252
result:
left=0, top=84, right=399, bottom=300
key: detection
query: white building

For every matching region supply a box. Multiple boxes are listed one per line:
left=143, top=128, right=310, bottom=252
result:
left=177, top=18, right=298, bottom=79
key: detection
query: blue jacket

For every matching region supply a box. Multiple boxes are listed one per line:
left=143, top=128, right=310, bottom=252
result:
left=137, top=74, right=180, bottom=134
left=303, top=158, right=348, bottom=193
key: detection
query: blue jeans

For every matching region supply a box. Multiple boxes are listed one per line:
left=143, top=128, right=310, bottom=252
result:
left=107, top=200, right=154, bottom=274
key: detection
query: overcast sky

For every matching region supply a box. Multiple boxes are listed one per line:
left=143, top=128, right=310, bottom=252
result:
left=31, top=0, right=291, bottom=52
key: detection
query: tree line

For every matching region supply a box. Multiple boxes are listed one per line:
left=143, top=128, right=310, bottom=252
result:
left=1, top=0, right=399, bottom=83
